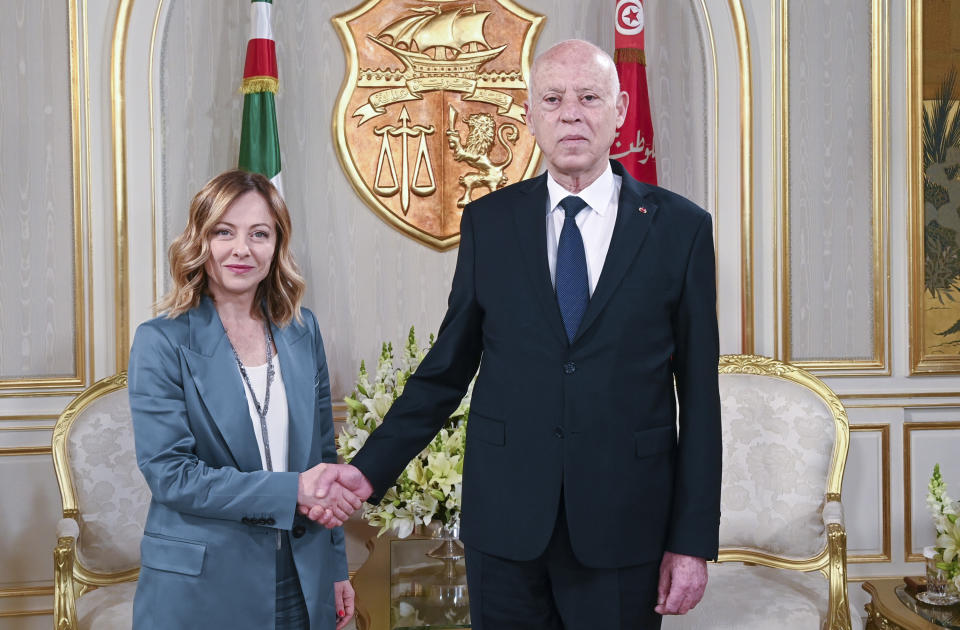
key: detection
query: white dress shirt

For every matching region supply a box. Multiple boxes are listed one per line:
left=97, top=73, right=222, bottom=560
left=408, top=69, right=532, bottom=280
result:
left=239, top=354, right=289, bottom=472
left=546, top=164, right=622, bottom=296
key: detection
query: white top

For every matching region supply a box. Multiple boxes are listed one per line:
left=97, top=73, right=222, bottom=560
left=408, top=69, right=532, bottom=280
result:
left=239, top=355, right=289, bottom=473
left=545, top=163, right=622, bottom=296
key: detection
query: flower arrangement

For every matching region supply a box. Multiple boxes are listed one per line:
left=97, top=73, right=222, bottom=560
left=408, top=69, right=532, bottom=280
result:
left=338, top=327, right=471, bottom=538
left=927, top=463, right=960, bottom=592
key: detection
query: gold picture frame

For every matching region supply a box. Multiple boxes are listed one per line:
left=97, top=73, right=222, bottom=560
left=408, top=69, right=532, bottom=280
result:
left=910, top=0, right=960, bottom=373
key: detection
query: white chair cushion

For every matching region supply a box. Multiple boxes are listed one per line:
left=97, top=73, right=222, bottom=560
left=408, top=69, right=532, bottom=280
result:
left=75, top=581, right=136, bottom=630
left=66, top=388, right=150, bottom=572
left=718, top=373, right=835, bottom=558
left=662, top=564, right=827, bottom=630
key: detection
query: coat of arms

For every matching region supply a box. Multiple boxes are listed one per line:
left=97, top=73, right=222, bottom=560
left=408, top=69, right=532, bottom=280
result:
left=332, top=0, right=544, bottom=250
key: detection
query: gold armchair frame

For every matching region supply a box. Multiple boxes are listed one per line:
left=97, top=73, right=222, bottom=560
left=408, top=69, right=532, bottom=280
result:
left=51, top=372, right=138, bottom=630
left=717, top=354, right=851, bottom=630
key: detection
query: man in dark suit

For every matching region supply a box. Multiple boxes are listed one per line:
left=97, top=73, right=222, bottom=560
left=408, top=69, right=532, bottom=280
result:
left=309, top=39, right=721, bottom=629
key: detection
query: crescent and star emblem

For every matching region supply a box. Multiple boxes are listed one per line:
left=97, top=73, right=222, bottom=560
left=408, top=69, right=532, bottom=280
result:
left=615, top=0, right=644, bottom=36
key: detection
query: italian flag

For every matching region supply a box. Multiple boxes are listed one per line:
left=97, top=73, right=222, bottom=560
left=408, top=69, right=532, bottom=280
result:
left=239, top=0, right=283, bottom=193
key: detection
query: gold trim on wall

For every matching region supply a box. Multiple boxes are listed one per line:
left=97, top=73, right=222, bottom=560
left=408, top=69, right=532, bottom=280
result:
left=149, top=0, right=166, bottom=309
left=0, top=446, right=53, bottom=457
left=780, top=0, right=889, bottom=373
left=902, top=421, right=960, bottom=562
left=0, top=390, right=89, bottom=399
left=0, top=0, right=87, bottom=392
left=907, top=0, right=960, bottom=374
left=846, top=401, right=960, bottom=409
left=112, top=0, right=133, bottom=373
left=83, top=0, right=95, bottom=383
left=0, top=414, right=58, bottom=432
left=848, top=423, right=891, bottom=563
left=0, top=585, right=55, bottom=598
left=0, top=610, right=53, bottom=619
left=727, top=0, right=754, bottom=354
left=842, top=391, right=960, bottom=399
left=696, top=0, right=719, bottom=253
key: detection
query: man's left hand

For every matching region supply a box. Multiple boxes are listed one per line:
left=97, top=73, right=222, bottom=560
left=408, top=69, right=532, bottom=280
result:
left=655, top=551, right=708, bottom=615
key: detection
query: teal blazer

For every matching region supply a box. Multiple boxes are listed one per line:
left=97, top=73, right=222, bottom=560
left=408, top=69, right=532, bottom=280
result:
left=128, top=296, right=347, bottom=630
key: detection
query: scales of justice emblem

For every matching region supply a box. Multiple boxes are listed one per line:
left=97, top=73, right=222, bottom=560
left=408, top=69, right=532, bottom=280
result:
left=332, top=0, right=544, bottom=250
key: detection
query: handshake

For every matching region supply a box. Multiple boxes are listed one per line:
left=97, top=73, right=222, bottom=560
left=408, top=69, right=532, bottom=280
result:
left=297, top=463, right=374, bottom=528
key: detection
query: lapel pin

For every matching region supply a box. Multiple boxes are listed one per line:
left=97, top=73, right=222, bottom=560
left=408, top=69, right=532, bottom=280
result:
left=638, top=206, right=647, bottom=214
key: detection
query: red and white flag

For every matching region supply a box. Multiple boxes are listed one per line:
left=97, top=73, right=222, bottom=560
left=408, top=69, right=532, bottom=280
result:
left=612, top=0, right=657, bottom=184
left=239, top=0, right=283, bottom=194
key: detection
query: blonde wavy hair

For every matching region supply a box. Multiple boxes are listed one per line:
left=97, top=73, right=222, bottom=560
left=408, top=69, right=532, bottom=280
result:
left=157, top=169, right=305, bottom=326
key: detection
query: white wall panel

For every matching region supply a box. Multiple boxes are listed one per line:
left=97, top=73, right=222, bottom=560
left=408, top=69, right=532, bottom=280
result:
left=904, top=421, right=960, bottom=557
left=0, top=453, right=60, bottom=584
left=787, top=0, right=876, bottom=362
left=846, top=427, right=889, bottom=559
left=0, top=0, right=78, bottom=380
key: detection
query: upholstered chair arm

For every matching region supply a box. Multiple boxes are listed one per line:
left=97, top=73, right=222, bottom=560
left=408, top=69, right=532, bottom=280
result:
left=54, top=517, right=80, bottom=630
left=822, top=498, right=851, bottom=630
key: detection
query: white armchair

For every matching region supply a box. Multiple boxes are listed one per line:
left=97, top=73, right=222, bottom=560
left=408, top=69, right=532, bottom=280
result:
left=663, top=355, right=860, bottom=630
left=52, top=372, right=149, bottom=630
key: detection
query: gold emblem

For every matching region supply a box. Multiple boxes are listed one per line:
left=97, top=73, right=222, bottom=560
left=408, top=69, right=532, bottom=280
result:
left=332, top=1, right=544, bottom=250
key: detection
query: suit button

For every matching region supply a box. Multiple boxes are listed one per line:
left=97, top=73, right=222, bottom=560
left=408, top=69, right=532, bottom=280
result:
left=563, top=362, right=576, bottom=374
left=266, top=517, right=276, bottom=526
left=554, top=427, right=564, bottom=438
left=292, top=525, right=306, bottom=538
left=241, top=517, right=250, bottom=524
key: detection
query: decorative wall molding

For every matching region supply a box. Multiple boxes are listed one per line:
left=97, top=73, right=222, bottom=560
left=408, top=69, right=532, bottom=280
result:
left=848, top=424, right=891, bottom=563
left=902, top=421, right=960, bottom=561
left=779, top=0, right=890, bottom=373
left=0, top=0, right=90, bottom=393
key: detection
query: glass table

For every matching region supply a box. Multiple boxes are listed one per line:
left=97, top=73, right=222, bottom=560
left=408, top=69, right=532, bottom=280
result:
left=863, top=579, right=960, bottom=629
left=352, top=526, right=472, bottom=630
left=894, top=584, right=960, bottom=629
left=390, top=536, right=471, bottom=629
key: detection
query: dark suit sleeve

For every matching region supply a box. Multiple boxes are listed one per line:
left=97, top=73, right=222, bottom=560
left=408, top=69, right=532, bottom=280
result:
left=350, top=207, right=484, bottom=502
left=666, top=211, right=722, bottom=560
left=308, top=311, right=349, bottom=581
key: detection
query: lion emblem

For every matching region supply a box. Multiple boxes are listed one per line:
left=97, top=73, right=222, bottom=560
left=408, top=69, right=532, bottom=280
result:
left=446, top=109, right=519, bottom=208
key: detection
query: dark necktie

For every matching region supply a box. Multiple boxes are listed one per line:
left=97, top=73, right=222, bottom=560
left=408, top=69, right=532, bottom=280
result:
left=555, top=195, right=589, bottom=342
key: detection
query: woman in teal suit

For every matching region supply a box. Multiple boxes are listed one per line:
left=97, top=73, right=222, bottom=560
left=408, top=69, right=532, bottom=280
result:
left=128, top=170, right=355, bottom=629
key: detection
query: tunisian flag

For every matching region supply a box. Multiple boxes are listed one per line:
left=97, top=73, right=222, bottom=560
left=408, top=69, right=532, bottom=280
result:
left=612, top=0, right=657, bottom=184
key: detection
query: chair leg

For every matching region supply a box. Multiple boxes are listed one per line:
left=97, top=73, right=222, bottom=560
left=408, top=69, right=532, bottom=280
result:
left=54, top=536, right=79, bottom=630
left=827, top=523, right=852, bottom=630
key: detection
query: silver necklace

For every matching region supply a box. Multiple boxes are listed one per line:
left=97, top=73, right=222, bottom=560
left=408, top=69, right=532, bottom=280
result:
left=229, top=319, right=276, bottom=472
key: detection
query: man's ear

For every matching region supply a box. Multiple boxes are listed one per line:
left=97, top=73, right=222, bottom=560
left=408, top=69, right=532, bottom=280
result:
left=615, top=90, right=630, bottom=128
left=524, top=101, right=534, bottom=136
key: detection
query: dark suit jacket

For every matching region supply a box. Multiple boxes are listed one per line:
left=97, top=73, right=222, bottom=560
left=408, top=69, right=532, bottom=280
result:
left=351, top=160, right=721, bottom=569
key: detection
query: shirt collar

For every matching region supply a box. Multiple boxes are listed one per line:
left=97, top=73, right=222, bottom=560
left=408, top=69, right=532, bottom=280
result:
left=546, top=163, right=616, bottom=217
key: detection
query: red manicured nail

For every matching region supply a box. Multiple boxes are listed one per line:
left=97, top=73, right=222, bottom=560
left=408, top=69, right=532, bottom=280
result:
left=338, top=610, right=345, bottom=617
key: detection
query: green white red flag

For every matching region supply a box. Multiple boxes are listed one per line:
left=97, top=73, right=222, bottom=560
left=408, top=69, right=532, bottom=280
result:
left=239, top=0, right=283, bottom=193
left=611, top=0, right=657, bottom=184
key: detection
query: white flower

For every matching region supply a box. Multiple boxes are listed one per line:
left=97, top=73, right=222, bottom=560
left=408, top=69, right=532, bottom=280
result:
left=390, top=506, right=416, bottom=539
left=342, top=327, right=472, bottom=538
left=937, top=517, right=960, bottom=563
left=363, top=389, right=393, bottom=422
left=340, top=427, right=369, bottom=460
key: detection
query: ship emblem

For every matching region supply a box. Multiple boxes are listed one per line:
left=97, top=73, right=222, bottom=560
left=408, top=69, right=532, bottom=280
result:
left=332, top=0, right=544, bottom=250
